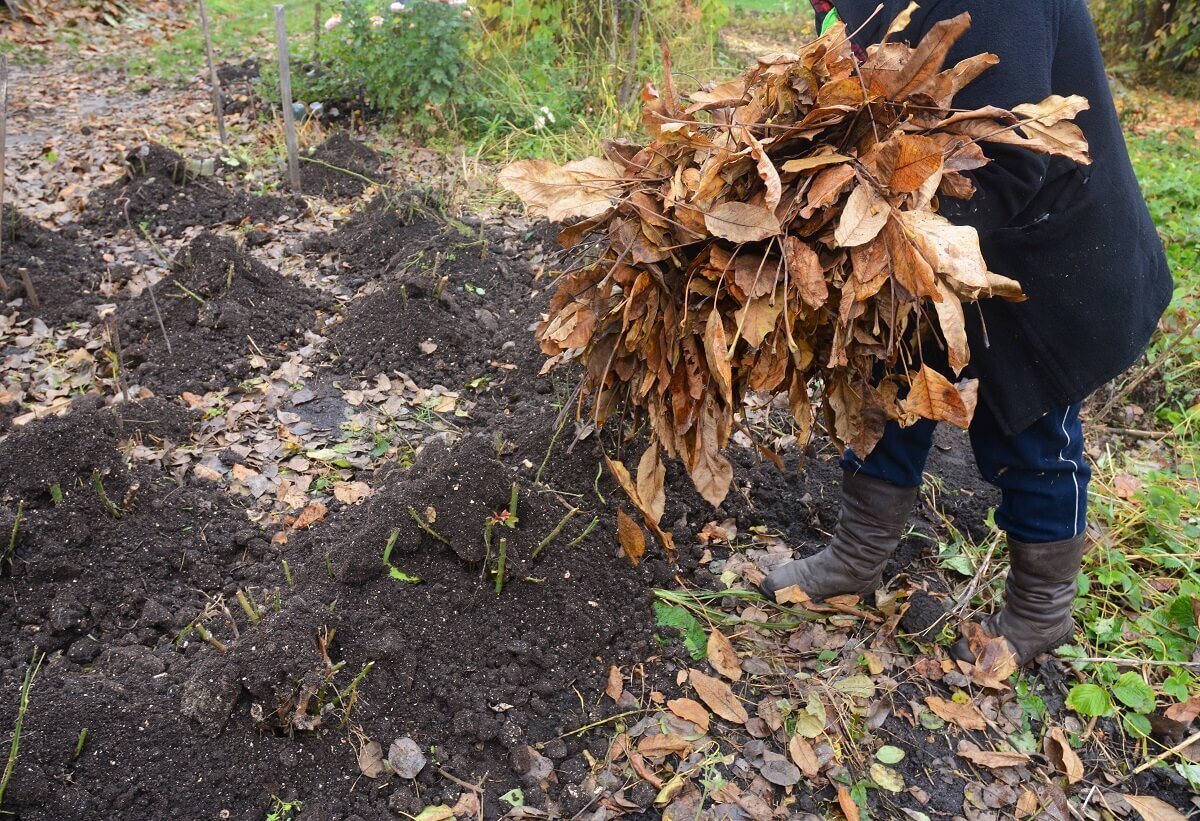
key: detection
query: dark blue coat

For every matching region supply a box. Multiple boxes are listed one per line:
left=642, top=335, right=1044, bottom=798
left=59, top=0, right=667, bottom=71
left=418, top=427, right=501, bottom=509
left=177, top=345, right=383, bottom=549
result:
left=824, top=0, right=1174, bottom=434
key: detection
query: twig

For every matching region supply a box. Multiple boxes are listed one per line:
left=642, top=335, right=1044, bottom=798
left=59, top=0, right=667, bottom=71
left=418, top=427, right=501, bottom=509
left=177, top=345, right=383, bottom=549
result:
left=435, top=766, right=485, bottom=794
left=106, top=318, right=131, bottom=404
left=197, top=0, right=227, bottom=144
left=17, top=268, right=39, bottom=309
left=3, top=500, right=23, bottom=566
left=0, top=54, right=8, bottom=294
left=616, top=0, right=644, bottom=108
left=1128, top=728, right=1200, bottom=778
left=532, top=508, right=579, bottom=560
left=273, top=5, right=302, bottom=190
left=494, top=537, right=508, bottom=595
left=1088, top=424, right=1170, bottom=440
left=407, top=506, right=450, bottom=545
left=1065, top=657, right=1200, bottom=670
left=1095, top=310, right=1200, bottom=420
left=946, top=532, right=1002, bottom=618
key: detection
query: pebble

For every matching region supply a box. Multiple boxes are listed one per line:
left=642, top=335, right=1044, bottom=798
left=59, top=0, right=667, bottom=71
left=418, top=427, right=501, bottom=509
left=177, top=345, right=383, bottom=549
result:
left=387, top=737, right=427, bottom=779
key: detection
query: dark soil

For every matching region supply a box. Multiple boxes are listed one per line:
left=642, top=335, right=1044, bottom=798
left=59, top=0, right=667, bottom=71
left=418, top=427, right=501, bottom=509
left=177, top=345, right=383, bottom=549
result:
left=300, top=133, right=384, bottom=199
left=119, top=232, right=328, bottom=393
left=84, top=143, right=299, bottom=237
left=3, top=184, right=1193, bottom=820
left=217, top=58, right=260, bottom=116
left=0, top=208, right=108, bottom=324
left=321, top=196, right=547, bottom=390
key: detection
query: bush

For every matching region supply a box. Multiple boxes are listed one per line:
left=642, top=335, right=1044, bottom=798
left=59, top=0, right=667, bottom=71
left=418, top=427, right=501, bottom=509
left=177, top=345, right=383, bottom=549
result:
left=1093, top=0, right=1199, bottom=71
left=296, top=0, right=473, bottom=124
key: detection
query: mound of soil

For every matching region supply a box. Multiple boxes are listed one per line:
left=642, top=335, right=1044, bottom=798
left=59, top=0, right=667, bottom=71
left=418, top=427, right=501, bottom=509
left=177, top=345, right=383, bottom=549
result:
left=85, top=143, right=298, bottom=237
left=119, top=232, right=329, bottom=393
left=0, top=208, right=107, bottom=323
left=175, top=433, right=671, bottom=818
left=321, top=197, right=556, bottom=390
left=307, top=193, right=445, bottom=287
left=300, top=132, right=384, bottom=199
left=0, top=398, right=298, bottom=818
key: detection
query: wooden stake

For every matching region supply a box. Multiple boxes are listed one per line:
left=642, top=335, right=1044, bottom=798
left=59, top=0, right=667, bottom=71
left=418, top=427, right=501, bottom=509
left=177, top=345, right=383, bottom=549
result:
left=274, top=5, right=302, bottom=192
left=17, top=267, right=38, bottom=309
left=197, top=0, right=227, bottom=144
left=0, top=54, right=9, bottom=295
left=314, top=1, right=322, bottom=63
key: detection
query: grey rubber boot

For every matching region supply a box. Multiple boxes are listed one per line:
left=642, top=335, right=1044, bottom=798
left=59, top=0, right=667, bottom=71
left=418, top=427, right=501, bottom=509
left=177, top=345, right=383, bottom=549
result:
left=951, top=535, right=1086, bottom=667
left=761, top=471, right=919, bottom=601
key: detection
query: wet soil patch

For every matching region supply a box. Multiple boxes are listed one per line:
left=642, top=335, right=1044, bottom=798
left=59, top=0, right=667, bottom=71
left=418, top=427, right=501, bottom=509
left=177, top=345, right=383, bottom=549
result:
left=119, top=232, right=329, bottom=393
left=1, top=208, right=108, bottom=324
left=300, top=132, right=384, bottom=199
left=84, top=143, right=298, bottom=237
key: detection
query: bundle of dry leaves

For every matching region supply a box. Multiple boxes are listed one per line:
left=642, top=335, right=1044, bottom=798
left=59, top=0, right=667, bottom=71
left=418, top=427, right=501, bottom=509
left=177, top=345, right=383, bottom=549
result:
left=500, top=10, right=1091, bottom=510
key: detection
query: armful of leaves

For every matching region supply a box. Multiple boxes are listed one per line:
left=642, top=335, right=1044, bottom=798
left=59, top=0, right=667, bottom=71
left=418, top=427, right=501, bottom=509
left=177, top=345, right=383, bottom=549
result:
left=499, top=7, right=1090, bottom=513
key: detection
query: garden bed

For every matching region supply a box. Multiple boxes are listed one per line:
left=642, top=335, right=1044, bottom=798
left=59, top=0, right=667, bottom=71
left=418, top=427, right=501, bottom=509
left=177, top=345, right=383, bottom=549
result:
left=0, top=135, right=1194, bottom=821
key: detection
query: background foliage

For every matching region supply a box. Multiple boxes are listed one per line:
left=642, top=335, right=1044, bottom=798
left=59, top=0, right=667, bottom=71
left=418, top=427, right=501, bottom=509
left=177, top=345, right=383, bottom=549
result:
left=1092, top=0, right=1200, bottom=70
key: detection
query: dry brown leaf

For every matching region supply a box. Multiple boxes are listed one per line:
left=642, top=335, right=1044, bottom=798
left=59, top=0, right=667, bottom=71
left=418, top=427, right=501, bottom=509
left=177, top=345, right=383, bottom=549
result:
left=704, top=202, right=781, bottom=243
left=837, top=785, right=860, bottom=820
left=1165, top=696, right=1200, bottom=725
left=606, top=665, right=624, bottom=703
left=636, top=443, right=666, bottom=527
left=1122, top=794, right=1189, bottom=821
left=667, top=698, right=711, bottom=732
left=637, top=732, right=693, bottom=760
left=690, top=668, right=749, bottom=724
left=497, top=158, right=623, bottom=222
left=834, top=184, right=889, bottom=247
left=925, top=696, right=986, bottom=731
left=956, top=740, right=1030, bottom=769
left=788, top=735, right=820, bottom=778
left=616, top=508, right=646, bottom=567
left=899, top=366, right=978, bottom=429
left=293, top=502, right=328, bottom=530
left=1043, top=727, right=1083, bottom=785
left=706, top=629, right=742, bottom=681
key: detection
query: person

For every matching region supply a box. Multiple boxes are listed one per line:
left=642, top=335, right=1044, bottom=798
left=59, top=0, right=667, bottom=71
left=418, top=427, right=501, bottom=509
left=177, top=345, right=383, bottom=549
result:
left=762, top=0, right=1174, bottom=666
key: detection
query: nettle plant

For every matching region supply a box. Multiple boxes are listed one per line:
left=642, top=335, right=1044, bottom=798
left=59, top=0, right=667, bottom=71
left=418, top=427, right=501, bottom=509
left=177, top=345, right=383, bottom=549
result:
left=317, top=0, right=472, bottom=121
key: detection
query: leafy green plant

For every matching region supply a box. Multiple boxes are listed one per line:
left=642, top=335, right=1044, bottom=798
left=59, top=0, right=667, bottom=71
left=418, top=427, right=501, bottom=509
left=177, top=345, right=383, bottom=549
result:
left=283, top=0, right=472, bottom=126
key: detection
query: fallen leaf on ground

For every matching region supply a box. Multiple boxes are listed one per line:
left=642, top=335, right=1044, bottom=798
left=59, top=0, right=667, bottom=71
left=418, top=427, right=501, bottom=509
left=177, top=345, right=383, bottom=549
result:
left=837, top=785, right=860, bottom=820
left=357, top=740, right=386, bottom=778
left=689, top=668, right=749, bottom=724
left=706, top=629, right=742, bottom=681
left=1122, top=794, right=1189, bottom=821
left=956, top=740, right=1030, bottom=769
left=616, top=508, right=646, bottom=566
left=667, top=698, right=710, bottom=732
left=637, top=732, right=692, bottom=759
left=925, top=695, right=986, bottom=731
left=293, top=501, right=329, bottom=530
left=606, top=665, right=623, bottom=703
left=1043, top=727, right=1083, bottom=784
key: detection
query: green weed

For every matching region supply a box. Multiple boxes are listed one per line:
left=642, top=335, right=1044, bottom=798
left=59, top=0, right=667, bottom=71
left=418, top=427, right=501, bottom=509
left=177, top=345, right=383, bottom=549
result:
left=0, top=652, right=45, bottom=810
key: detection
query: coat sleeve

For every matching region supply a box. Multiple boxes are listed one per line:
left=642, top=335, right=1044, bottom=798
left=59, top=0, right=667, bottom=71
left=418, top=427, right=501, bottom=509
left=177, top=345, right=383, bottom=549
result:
left=924, top=0, right=1060, bottom=238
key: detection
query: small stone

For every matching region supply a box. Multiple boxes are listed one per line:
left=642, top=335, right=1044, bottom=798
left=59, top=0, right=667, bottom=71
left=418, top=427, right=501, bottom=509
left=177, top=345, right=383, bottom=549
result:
left=388, top=737, right=427, bottom=779
left=510, top=744, right=554, bottom=785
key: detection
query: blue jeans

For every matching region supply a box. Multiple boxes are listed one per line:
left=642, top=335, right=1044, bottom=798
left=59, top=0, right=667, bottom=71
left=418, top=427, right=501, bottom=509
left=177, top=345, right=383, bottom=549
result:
left=842, top=402, right=1090, bottom=544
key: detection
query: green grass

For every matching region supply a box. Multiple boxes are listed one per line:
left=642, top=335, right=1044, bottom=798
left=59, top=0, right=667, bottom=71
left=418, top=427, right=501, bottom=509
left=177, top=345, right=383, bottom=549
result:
left=125, top=0, right=319, bottom=84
